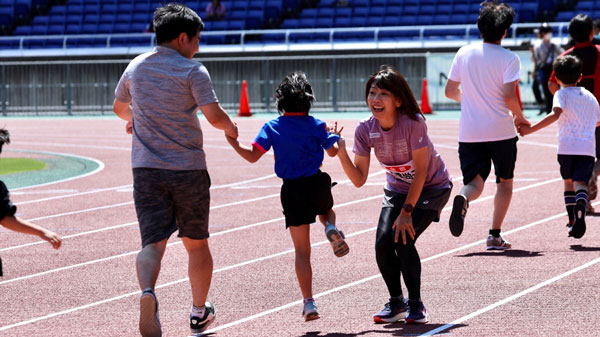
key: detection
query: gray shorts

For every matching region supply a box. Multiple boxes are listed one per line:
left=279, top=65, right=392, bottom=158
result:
left=133, top=168, right=211, bottom=247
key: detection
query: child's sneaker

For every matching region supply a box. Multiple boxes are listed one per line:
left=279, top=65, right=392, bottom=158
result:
left=325, top=224, right=349, bottom=257
left=190, top=302, right=216, bottom=334
left=569, top=203, right=587, bottom=239
left=486, top=235, right=512, bottom=250
left=373, top=298, right=408, bottom=323
left=139, top=289, right=161, bottom=337
left=302, top=300, right=320, bottom=321
left=405, top=299, right=428, bottom=324
left=449, top=194, right=468, bottom=237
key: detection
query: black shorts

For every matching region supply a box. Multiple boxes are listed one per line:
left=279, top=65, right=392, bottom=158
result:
left=595, top=126, right=600, bottom=159
left=133, top=168, right=211, bottom=247
left=557, top=154, right=595, bottom=182
left=0, top=181, right=16, bottom=221
left=281, top=171, right=333, bottom=228
left=458, top=137, right=518, bottom=184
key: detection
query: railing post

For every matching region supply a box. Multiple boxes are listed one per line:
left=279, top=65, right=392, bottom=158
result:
left=331, top=58, right=337, bottom=112
left=66, top=64, right=72, bottom=116
left=263, top=59, right=270, bottom=113
left=1, top=64, right=6, bottom=116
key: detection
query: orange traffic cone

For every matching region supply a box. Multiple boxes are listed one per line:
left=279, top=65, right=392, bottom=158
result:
left=238, top=80, right=251, bottom=117
left=420, top=78, right=432, bottom=114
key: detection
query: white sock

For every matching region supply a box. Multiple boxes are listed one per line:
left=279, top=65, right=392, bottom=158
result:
left=191, top=304, right=205, bottom=317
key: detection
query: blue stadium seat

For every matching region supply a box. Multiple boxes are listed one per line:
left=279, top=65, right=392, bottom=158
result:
left=351, top=0, right=370, bottom=7
left=49, top=15, right=65, bottom=25
left=99, top=14, right=114, bottom=24
left=65, top=24, right=82, bottom=35
left=315, top=17, right=332, bottom=28
left=212, top=21, right=227, bottom=30
left=66, top=14, right=82, bottom=26
left=84, top=14, right=100, bottom=24
left=335, top=7, right=352, bottom=18
left=102, top=4, right=117, bottom=13
left=48, top=24, right=65, bottom=35
left=31, top=15, right=50, bottom=26
left=281, top=18, right=299, bottom=29
left=576, top=1, right=594, bottom=12
left=436, top=4, right=452, bottom=16
left=299, top=17, right=315, bottom=28
left=453, top=4, right=469, bottom=14
left=349, top=17, right=365, bottom=27
left=14, top=25, right=32, bottom=35
left=50, top=5, right=67, bottom=15
left=403, top=6, right=418, bottom=16
left=319, top=0, right=336, bottom=7
left=379, top=29, right=418, bottom=41
left=97, top=23, right=112, bottom=33
left=248, top=0, right=263, bottom=11
left=400, top=16, right=416, bottom=26
left=82, top=23, right=97, bottom=34
left=302, top=8, right=318, bottom=18
left=419, top=5, right=435, bottom=15
left=387, top=6, right=401, bottom=15
left=333, top=16, right=351, bottom=27
left=228, top=20, right=244, bottom=30
left=449, top=14, right=467, bottom=25
left=365, top=16, right=380, bottom=27
left=113, top=23, right=129, bottom=33
left=67, top=5, right=83, bottom=15
left=416, top=15, right=433, bottom=26
left=382, top=16, right=400, bottom=26
left=433, top=14, right=449, bottom=25
left=318, top=8, right=334, bottom=18
left=230, top=10, right=247, bottom=21
left=353, top=7, right=368, bottom=18
left=555, top=11, right=575, bottom=22
left=371, top=0, right=386, bottom=7
left=369, top=6, right=385, bottom=17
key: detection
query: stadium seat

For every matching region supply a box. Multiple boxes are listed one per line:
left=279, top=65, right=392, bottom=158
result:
left=14, top=25, right=32, bottom=35
left=48, top=24, right=65, bottom=35
left=555, top=11, right=575, bottom=22
left=335, top=7, right=351, bottom=18
left=333, top=16, right=351, bottom=27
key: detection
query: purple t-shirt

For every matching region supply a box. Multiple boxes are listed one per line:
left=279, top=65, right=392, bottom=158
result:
left=353, top=113, right=450, bottom=194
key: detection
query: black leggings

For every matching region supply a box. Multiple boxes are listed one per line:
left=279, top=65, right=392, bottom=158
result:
left=375, top=206, right=438, bottom=300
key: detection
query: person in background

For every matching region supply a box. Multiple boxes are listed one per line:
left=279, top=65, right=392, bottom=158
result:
left=205, top=0, right=226, bottom=21
left=533, top=23, right=563, bottom=115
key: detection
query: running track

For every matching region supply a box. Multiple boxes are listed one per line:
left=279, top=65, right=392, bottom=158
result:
left=0, top=116, right=599, bottom=337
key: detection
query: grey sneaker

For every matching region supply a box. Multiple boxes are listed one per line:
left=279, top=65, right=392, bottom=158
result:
left=373, top=298, right=408, bottom=323
left=190, top=301, right=216, bottom=334
left=449, top=194, right=468, bottom=237
left=486, top=235, right=512, bottom=250
left=139, top=289, right=161, bottom=337
left=302, top=301, right=320, bottom=321
left=325, top=224, right=349, bottom=257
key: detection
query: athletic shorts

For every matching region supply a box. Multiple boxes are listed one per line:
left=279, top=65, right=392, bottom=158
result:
left=595, top=127, right=600, bottom=160
left=0, top=181, right=16, bottom=221
left=382, top=185, right=452, bottom=223
left=280, top=171, right=333, bottom=228
left=557, top=154, right=595, bottom=182
left=133, top=168, right=211, bottom=247
left=458, top=137, right=518, bottom=185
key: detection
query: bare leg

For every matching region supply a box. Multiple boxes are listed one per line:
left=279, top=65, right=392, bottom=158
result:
left=289, top=225, right=313, bottom=299
left=318, top=209, right=336, bottom=227
left=136, top=239, right=168, bottom=291
left=181, top=237, right=213, bottom=307
left=492, top=178, right=513, bottom=230
left=461, top=174, right=485, bottom=202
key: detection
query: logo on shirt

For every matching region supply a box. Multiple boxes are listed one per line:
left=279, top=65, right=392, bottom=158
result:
left=369, top=132, right=381, bottom=138
left=381, top=161, right=415, bottom=183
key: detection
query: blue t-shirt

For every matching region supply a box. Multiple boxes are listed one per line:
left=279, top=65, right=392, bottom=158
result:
left=253, top=115, right=339, bottom=180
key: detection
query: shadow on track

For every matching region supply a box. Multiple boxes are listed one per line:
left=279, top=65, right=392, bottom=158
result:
left=300, top=323, right=467, bottom=336
left=458, top=249, right=543, bottom=258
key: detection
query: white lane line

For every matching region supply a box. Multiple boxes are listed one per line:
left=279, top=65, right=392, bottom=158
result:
left=419, top=256, right=600, bottom=336
left=0, top=176, right=565, bottom=331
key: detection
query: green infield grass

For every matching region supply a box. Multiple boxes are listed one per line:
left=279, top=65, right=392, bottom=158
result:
left=0, top=158, right=47, bottom=175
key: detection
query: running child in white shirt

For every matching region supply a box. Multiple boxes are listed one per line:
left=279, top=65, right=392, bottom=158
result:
left=520, top=55, right=600, bottom=239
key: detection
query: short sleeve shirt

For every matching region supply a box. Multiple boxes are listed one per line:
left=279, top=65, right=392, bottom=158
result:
left=549, top=42, right=600, bottom=104
left=553, top=86, right=600, bottom=156
left=353, top=113, right=451, bottom=194
left=253, top=115, right=339, bottom=180
left=0, top=180, right=16, bottom=220
left=114, top=46, right=219, bottom=170
left=448, top=42, right=521, bottom=142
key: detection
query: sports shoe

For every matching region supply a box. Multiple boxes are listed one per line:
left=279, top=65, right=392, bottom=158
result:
left=405, top=299, right=428, bottom=324
left=569, top=203, right=587, bottom=239
left=302, top=300, right=320, bottom=321
left=190, top=302, right=216, bottom=334
left=486, top=235, right=512, bottom=250
left=139, top=289, right=161, bottom=337
left=449, top=194, right=468, bottom=237
left=325, top=224, right=349, bottom=257
left=373, top=298, right=408, bottom=323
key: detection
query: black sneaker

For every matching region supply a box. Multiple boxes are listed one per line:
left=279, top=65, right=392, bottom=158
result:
left=405, top=299, right=428, bottom=324
left=139, top=289, right=161, bottom=337
left=190, top=301, right=216, bottom=334
left=373, top=298, right=408, bottom=323
left=569, top=203, right=586, bottom=239
left=449, top=194, right=468, bottom=237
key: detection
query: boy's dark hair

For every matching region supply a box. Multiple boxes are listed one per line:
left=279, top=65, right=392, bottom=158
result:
left=0, top=128, right=9, bottom=154
left=569, top=14, right=593, bottom=43
left=539, top=22, right=552, bottom=35
left=477, top=1, right=514, bottom=42
left=553, top=55, right=583, bottom=85
left=365, top=65, right=424, bottom=121
left=154, top=3, right=204, bottom=45
left=275, top=72, right=314, bottom=114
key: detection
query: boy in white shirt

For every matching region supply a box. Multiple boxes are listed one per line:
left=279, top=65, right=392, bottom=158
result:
left=520, top=55, right=600, bottom=239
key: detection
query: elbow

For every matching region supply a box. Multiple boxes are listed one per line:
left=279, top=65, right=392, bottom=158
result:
left=351, top=178, right=366, bottom=188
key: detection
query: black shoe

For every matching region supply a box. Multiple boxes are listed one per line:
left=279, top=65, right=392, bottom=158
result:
left=449, top=194, right=468, bottom=237
left=140, top=290, right=161, bottom=337
left=569, top=203, right=587, bottom=239
left=190, top=302, right=216, bottom=334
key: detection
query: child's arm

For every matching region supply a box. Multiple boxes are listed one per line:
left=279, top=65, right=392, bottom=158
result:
left=225, top=134, right=264, bottom=163
left=325, top=122, right=343, bottom=157
left=519, top=107, right=561, bottom=136
left=503, top=80, right=530, bottom=129
left=336, top=136, right=370, bottom=187
left=1, top=215, right=61, bottom=249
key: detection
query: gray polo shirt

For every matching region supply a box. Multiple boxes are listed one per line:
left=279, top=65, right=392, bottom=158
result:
left=115, top=46, right=218, bottom=170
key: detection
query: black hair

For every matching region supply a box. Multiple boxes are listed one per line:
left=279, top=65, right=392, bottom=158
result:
left=153, top=3, right=204, bottom=45
left=569, top=14, right=593, bottom=43
left=365, top=65, right=424, bottom=121
left=539, top=22, right=552, bottom=35
left=553, top=55, right=583, bottom=85
left=477, top=1, right=515, bottom=42
left=0, top=128, right=9, bottom=154
left=275, top=71, right=314, bottom=114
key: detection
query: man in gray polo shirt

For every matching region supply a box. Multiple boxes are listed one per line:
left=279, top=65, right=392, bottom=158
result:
left=113, top=4, right=237, bottom=336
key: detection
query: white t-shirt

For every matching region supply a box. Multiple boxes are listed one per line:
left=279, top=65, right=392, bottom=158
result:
left=554, top=86, right=600, bottom=157
left=448, top=42, right=521, bottom=142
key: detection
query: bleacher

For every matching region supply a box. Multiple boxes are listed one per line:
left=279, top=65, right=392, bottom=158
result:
left=0, top=0, right=583, bottom=54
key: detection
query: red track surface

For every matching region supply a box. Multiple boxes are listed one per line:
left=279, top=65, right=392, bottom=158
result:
left=1, top=116, right=599, bottom=337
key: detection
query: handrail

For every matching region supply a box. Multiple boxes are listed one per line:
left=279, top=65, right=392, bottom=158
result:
left=0, top=22, right=570, bottom=54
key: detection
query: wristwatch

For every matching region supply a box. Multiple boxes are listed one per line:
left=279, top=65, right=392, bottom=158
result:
left=402, top=203, right=413, bottom=215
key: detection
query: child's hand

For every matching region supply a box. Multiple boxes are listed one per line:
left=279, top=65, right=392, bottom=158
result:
left=125, top=121, right=132, bottom=135
left=518, top=125, right=532, bottom=136
left=225, top=123, right=238, bottom=140
left=337, top=135, right=346, bottom=151
left=328, top=121, right=344, bottom=136
left=41, top=230, right=62, bottom=249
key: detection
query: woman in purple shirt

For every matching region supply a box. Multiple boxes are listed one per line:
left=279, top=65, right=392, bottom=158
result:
left=336, top=66, right=452, bottom=324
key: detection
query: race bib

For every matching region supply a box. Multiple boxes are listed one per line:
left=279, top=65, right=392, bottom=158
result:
left=381, top=161, right=415, bottom=183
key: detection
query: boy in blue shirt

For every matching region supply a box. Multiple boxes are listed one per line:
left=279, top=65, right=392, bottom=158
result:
left=225, top=71, right=349, bottom=321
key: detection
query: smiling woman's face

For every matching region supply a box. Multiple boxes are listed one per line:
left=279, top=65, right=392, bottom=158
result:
left=367, top=85, right=401, bottom=122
